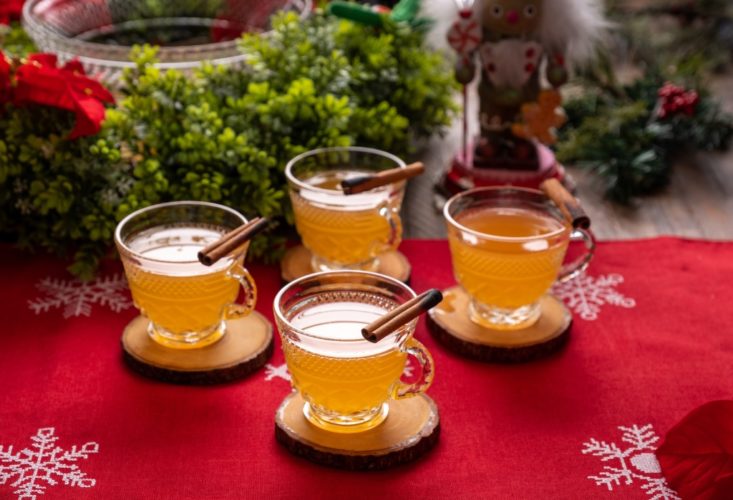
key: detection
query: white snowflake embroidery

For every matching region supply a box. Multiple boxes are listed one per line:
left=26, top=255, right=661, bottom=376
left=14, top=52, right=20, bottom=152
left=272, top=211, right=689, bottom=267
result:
left=553, top=272, right=635, bottom=321
left=28, top=274, right=132, bottom=318
left=264, top=363, right=292, bottom=382
left=0, top=427, right=99, bottom=500
left=582, top=424, right=679, bottom=500
left=264, top=363, right=415, bottom=382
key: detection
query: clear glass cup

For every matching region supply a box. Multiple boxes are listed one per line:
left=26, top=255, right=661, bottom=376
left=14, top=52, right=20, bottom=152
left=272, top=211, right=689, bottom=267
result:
left=115, top=201, right=257, bottom=349
left=22, top=0, right=312, bottom=87
left=444, top=187, right=595, bottom=330
left=285, top=147, right=406, bottom=273
left=274, top=271, right=434, bottom=433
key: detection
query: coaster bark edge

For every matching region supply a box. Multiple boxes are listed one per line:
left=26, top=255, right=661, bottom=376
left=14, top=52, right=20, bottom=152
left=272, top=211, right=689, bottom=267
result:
left=427, top=286, right=571, bottom=363
left=275, top=392, right=439, bottom=470
left=121, top=312, right=274, bottom=384
left=280, top=245, right=411, bottom=284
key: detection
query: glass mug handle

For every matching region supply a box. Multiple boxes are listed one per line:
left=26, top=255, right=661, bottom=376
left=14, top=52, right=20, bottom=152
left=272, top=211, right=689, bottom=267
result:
left=558, top=228, right=596, bottom=283
left=378, top=203, right=402, bottom=252
left=224, top=262, right=257, bottom=319
left=392, top=338, right=434, bottom=399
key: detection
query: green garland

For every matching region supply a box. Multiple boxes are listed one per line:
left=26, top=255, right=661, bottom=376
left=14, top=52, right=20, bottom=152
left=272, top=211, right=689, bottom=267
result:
left=555, top=0, right=733, bottom=203
left=557, top=74, right=733, bottom=203
left=0, top=11, right=457, bottom=278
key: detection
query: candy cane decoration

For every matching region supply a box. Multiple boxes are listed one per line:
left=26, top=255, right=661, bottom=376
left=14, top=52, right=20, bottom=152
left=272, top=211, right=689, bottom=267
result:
left=447, top=15, right=482, bottom=57
left=448, top=1, right=480, bottom=165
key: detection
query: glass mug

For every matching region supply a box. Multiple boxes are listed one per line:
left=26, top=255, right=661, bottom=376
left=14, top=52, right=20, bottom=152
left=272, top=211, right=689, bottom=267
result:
left=274, top=271, right=434, bottom=433
left=285, top=147, right=406, bottom=272
left=444, top=187, right=595, bottom=330
left=115, top=201, right=257, bottom=349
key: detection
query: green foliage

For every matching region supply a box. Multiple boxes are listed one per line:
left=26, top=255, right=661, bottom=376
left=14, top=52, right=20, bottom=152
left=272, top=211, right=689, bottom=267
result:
left=0, top=106, right=126, bottom=279
left=557, top=75, right=733, bottom=203
left=0, top=11, right=456, bottom=278
left=0, top=22, right=36, bottom=57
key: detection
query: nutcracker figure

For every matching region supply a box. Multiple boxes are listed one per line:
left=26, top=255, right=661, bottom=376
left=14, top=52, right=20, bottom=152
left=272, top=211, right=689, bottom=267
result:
left=442, top=0, right=606, bottom=192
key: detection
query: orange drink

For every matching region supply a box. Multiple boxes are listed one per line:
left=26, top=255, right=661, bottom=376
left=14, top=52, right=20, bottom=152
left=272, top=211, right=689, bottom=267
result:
left=274, top=271, right=433, bottom=433
left=115, top=202, right=257, bottom=349
left=286, top=147, right=405, bottom=272
left=445, top=187, right=595, bottom=330
left=449, top=207, right=569, bottom=309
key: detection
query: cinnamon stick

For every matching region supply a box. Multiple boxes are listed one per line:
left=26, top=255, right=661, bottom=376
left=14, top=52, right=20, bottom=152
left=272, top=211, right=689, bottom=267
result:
left=341, top=162, right=425, bottom=195
left=540, top=178, right=591, bottom=229
left=197, top=217, right=269, bottom=266
left=361, top=289, right=443, bottom=343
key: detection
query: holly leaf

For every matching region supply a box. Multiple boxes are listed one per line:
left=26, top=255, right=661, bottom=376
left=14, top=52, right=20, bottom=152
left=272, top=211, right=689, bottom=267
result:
left=656, top=400, right=733, bottom=500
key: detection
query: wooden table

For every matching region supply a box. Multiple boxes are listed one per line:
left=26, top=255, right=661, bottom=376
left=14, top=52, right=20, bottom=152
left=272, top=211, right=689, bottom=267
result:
left=405, top=75, right=733, bottom=241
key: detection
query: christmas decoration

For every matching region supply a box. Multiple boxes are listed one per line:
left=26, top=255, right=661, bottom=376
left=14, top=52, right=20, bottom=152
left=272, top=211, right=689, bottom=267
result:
left=0, top=10, right=456, bottom=279
left=28, top=273, right=132, bottom=318
left=557, top=74, right=733, bottom=203
left=582, top=424, right=680, bottom=499
left=552, top=271, right=635, bottom=322
left=0, top=427, right=100, bottom=500
left=441, top=0, right=606, bottom=192
left=2, top=53, right=116, bottom=139
left=656, top=400, right=733, bottom=500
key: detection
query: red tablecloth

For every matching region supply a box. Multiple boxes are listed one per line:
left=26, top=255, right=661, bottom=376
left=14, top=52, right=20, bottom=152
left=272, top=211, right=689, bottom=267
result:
left=1, top=238, right=732, bottom=499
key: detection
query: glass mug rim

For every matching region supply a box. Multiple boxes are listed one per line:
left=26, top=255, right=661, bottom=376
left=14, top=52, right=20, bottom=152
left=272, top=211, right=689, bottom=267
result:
left=443, top=186, right=569, bottom=243
left=114, top=200, right=248, bottom=265
left=273, top=270, right=417, bottom=343
left=284, top=146, right=407, bottom=196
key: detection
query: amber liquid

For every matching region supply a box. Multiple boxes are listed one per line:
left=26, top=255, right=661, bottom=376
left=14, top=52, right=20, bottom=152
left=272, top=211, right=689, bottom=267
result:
left=448, top=207, right=569, bottom=309
left=290, top=171, right=401, bottom=267
left=282, top=301, right=406, bottom=428
left=123, top=225, right=241, bottom=347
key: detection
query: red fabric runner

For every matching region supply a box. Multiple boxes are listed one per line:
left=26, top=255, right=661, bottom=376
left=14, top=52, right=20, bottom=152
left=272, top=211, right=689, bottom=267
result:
left=1, top=238, right=731, bottom=499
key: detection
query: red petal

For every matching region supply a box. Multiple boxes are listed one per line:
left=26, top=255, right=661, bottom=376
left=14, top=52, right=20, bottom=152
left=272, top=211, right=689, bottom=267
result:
left=62, top=59, right=86, bottom=75
left=656, top=400, right=733, bottom=500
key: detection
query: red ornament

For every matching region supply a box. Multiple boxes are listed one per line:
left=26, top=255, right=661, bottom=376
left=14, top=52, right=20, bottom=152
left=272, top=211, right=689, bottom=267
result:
left=0, top=0, right=24, bottom=25
left=657, top=81, right=699, bottom=119
left=8, top=53, right=115, bottom=139
left=656, top=400, right=733, bottom=500
left=524, top=63, right=535, bottom=73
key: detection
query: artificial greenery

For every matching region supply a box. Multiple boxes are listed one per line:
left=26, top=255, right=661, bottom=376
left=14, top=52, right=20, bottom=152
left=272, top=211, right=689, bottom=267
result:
left=0, top=10, right=456, bottom=278
left=557, top=73, right=733, bottom=203
left=553, top=0, right=733, bottom=203
left=0, top=22, right=35, bottom=57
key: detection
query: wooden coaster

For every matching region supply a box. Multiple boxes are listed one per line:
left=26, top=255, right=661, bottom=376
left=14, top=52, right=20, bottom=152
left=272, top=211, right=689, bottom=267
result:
left=427, top=286, right=571, bottom=363
left=275, top=392, right=440, bottom=470
left=280, top=245, right=411, bottom=283
left=121, top=312, right=274, bottom=385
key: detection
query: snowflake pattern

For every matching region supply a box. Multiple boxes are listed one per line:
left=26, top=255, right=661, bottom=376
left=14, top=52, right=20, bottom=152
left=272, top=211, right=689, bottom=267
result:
left=0, top=427, right=99, bottom=500
left=264, top=363, right=292, bottom=382
left=28, top=274, right=132, bottom=318
left=553, top=272, right=635, bottom=321
left=264, top=363, right=415, bottom=382
left=582, top=424, right=679, bottom=499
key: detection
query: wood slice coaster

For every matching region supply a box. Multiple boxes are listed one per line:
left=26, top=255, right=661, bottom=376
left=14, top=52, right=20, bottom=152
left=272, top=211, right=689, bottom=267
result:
left=280, top=245, right=411, bottom=283
left=121, top=312, right=274, bottom=385
left=275, top=392, right=440, bottom=470
left=427, top=286, right=571, bottom=363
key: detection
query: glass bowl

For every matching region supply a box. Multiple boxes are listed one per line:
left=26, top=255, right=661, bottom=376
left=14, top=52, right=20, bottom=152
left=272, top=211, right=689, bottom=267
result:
left=22, top=0, right=311, bottom=86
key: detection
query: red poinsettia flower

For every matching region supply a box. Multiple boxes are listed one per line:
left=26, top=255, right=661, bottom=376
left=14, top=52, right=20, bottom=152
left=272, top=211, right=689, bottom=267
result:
left=656, top=400, right=733, bottom=500
left=13, top=54, right=115, bottom=138
left=0, top=0, right=25, bottom=25
left=0, top=51, right=11, bottom=103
